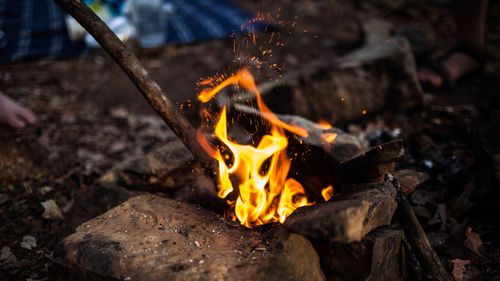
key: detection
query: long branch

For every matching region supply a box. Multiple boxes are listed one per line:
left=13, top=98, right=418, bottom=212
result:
left=385, top=174, right=453, bottom=281
left=53, top=0, right=214, bottom=172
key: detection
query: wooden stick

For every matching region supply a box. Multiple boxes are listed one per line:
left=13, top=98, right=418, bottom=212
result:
left=53, top=0, right=214, bottom=172
left=385, top=173, right=453, bottom=281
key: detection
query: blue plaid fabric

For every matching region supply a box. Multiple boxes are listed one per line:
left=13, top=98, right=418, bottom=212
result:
left=0, top=0, right=263, bottom=63
left=0, top=0, right=84, bottom=63
left=166, top=0, right=260, bottom=44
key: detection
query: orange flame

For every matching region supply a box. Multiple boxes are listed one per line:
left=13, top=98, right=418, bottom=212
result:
left=199, top=68, right=308, bottom=138
left=198, top=68, right=313, bottom=228
left=322, top=132, right=338, bottom=143
left=315, top=120, right=338, bottom=152
left=316, top=120, right=332, bottom=130
left=321, top=185, right=334, bottom=201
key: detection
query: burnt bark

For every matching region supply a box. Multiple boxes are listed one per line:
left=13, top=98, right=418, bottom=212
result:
left=385, top=174, right=453, bottom=281
left=53, top=0, right=215, bottom=173
left=333, top=139, right=404, bottom=184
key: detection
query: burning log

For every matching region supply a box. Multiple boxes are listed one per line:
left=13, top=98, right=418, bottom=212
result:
left=230, top=103, right=365, bottom=164
left=385, top=174, right=454, bottom=281
left=51, top=194, right=326, bottom=281
left=283, top=181, right=397, bottom=243
left=53, top=0, right=215, bottom=174
left=229, top=103, right=404, bottom=188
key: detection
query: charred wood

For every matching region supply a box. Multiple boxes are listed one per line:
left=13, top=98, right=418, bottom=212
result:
left=334, top=139, right=404, bottom=184
left=385, top=174, right=453, bottom=281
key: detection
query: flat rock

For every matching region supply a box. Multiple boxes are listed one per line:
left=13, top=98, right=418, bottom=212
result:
left=97, top=139, right=224, bottom=211
left=98, top=139, right=195, bottom=192
left=64, top=185, right=143, bottom=232
left=313, top=227, right=406, bottom=281
left=52, top=194, right=325, bottom=281
left=284, top=181, right=397, bottom=243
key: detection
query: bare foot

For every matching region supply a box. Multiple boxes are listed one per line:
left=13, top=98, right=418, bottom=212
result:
left=418, top=52, right=481, bottom=88
left=0, top=91, right=37, bottom=128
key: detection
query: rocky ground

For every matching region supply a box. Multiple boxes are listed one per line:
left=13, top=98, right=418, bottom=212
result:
left=1, top=0, right=499, bottom=280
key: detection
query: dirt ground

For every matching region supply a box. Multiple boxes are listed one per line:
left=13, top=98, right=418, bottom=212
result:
left=1, top=0, right=499, bottom=280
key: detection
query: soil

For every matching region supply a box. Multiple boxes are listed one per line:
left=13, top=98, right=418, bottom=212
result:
left=1, top=0, right=499, bottom=280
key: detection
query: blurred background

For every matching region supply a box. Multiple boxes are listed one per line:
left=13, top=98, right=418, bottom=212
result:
left=0, top=0, right=499, bottom=280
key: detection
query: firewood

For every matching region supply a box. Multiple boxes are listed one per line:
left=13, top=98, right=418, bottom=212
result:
left=228, top=103, right=366, bottom=200
left=385, top=174, right=454, bottom=281
left=334, top=139, right=404, bottom=184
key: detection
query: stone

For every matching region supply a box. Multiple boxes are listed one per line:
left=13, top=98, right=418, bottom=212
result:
left=284, top=181, right=397, bottom=243
left=394, top=169, right=430, bottom=195
left=97, top=138, right=223, bottom=212
left=313, top=227, right=406, bottom=281
left=51, top=194, right=325, bottom=281
left=98, top=138, right=195, bottom=192
left=227, top=19, right=422, bottom=125
left=64, top=185, right=143, bottom=231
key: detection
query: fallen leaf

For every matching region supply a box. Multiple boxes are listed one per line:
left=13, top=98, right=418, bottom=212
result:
left=464, top=227, right=485, bottom=257
left=452, top=259, right=470, bottom=281
left=449, top=183, right=475, bottom=218
left=20, top=235, right=37, bottom=250
left=0, top=246, right=17, bottom=264
left=428, top=203, right=447, bottom=231
left=0, top=193, right=10, bottom=205
left=109, top=140, right=128, bottom=153
left=41, top=199, right=64, bottom=220
left=110, top=107, right=129, bottom=119
left=38, top=186, right=54, bottom=196
left=0, top=246, right=30, bottom=273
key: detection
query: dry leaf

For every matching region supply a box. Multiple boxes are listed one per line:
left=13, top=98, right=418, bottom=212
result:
left=0, top=246, right=17, bottom=264
left=465, top=227, right=485, bottom=257
left=41, top=199, right=64, bottom=220
left=20, top=235, right=37, bottom=250
left=452, top=259, right=470, bottom=281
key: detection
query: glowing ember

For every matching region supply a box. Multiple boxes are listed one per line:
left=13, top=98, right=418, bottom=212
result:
left=316, top=120, right=332, bottom=130
left=315, top=120, right=338, bottom=152
left=322, top=132, right=338, bottom=143
left=197, top=68, right=313, bottom=228
left=321, top=185, right=334, bottom=201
